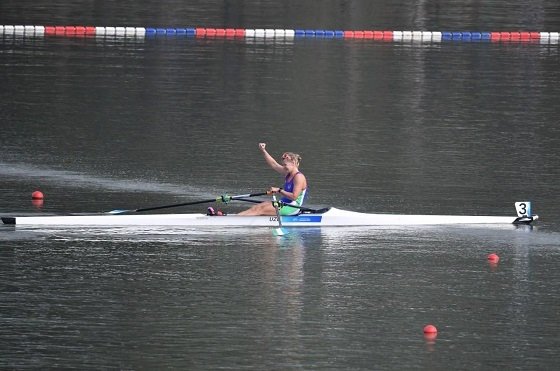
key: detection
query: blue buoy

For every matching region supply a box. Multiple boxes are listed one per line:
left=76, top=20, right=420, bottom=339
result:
left=295, top=29, right=305, bottom=37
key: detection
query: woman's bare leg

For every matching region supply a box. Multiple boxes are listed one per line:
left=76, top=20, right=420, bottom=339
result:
left=237, top=201, right=276, bottom=216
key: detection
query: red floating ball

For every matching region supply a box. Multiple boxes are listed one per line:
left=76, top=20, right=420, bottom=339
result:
left=487, top=253, right=500, bottom=263
left=423, top=324, right=438, bottom=334
left=32, top=190, right=44, bottom=200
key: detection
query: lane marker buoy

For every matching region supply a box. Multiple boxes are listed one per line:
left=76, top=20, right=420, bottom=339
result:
left=32, top=190, right=44, bottom=200
left=487, top=253, right=500, bottom=263
left=1, top=25, right=558, bottom=44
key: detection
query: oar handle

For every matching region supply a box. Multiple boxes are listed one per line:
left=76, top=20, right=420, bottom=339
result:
left=226, top=191, right=270, bottom=202
left=243, top=191, right=272, bottom=197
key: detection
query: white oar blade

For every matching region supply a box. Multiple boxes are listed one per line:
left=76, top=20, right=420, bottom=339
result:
left=270, top=195, right=286, bottom=236
left=107, top=209, right=128, bottom=214
left=273, top=227, right=287, bottom=236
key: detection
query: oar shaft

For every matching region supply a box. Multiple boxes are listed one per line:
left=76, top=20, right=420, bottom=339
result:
left=272, top=195, right=283, bottom=228
left=135, top=198, right=217, bottom=213
left=136, top=192, right=271, bottom=212
left=110, top=191, right=270, bottom=214
left=234, top=198, right=262, bottom=204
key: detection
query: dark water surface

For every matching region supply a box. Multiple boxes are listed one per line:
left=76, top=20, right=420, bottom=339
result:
left=1, top=1, right=560, bottom=369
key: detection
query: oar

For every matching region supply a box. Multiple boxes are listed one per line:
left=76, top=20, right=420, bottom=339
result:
left=107, top=192, right=270, bottom=214
left=271, top=194, right=287, bottom=236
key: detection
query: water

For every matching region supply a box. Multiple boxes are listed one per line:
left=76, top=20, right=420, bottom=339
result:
left=2, top=1, right=560, bottom=369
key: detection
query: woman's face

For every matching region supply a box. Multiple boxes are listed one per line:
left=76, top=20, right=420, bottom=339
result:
left=282, top=156, right=296, bottom=171
left=281, top=152, right=299, bottom=171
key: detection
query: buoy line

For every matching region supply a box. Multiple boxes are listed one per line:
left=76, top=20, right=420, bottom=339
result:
left=1, top=25, right=559, bottom=44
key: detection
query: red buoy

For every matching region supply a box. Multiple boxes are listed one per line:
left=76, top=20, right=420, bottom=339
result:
left=423, top=324, right=438, bottom=334
left=32, top=190, right=44, bottom=200
left=487, top=253, right=500, bottom=263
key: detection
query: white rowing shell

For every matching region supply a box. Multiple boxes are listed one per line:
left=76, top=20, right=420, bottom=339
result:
left=2, top=206, right=537, bottom=227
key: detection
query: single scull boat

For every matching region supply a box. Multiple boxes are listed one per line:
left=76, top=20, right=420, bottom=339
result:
left=1, top=202, right=537, bottom=227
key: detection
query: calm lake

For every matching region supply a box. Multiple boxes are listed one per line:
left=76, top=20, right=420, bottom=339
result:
left=1, top=1, right=560, bottom=369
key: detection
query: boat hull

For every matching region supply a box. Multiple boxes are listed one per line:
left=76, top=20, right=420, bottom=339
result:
left=1, top=208, right=537, bottom=227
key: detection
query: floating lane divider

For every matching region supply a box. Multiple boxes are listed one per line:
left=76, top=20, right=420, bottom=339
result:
left=1, top=25, right=559, bottom=43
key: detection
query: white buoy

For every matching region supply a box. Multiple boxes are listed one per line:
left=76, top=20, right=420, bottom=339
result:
left=284, top=29, right=295, bottom=38
left=274, top=29, right=286, bottom=38
left=421, top=31, right=432, bottom=41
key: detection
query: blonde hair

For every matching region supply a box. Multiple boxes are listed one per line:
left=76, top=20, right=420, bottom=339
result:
left=281, top=152, right=302, bottom=167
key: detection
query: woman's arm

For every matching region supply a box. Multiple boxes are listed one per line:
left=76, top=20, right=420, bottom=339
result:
left=259, top=143, right=285, bottom=174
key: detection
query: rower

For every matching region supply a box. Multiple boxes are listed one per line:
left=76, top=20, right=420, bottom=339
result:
left=238, top=143, right=308, bottom=216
